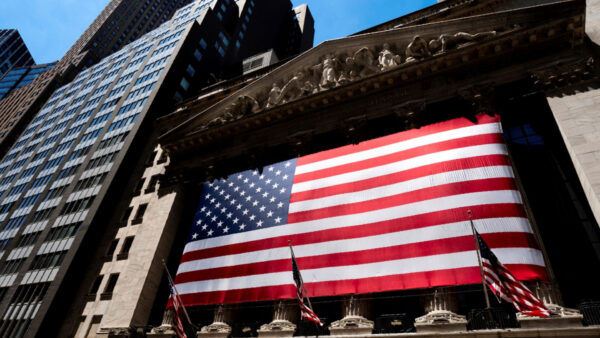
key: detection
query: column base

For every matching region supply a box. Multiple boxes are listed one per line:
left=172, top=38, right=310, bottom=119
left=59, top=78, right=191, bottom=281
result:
left=148, top=325, right=177, bottom=338
left=257, top=319, right=296, bottom=337
left=415, top=310, right=467, bottom=333
left=329, top=315, right=374, bottom=335
left=518, top=304, right=583, bottom=329
left=198, top=321, right=231, bottom=338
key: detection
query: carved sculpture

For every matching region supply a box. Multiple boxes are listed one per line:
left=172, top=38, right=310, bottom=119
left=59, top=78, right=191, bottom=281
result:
left=280, top=71, right=308, bottom=104
left=405, top=35, right=431, bottom=63
left=225, top=95, right=260, bottom=118
left=266, top=83, right=282, bottom=108
left=313, top=54, right=341, bottom=90
left=428, top=31, right=497, bottom=53
left=378, top=43, right=401, bottom=71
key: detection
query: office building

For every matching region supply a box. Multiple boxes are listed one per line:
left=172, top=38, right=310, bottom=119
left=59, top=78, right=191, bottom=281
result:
left=0, top=63, right=57, bottom=100
left=0, top=0, right=193, bottom=154
left=0, top=30, right=35, bottom=77
left=57, top=0, right=600, bottom=337
left=0, top=0, right=313, bottom=337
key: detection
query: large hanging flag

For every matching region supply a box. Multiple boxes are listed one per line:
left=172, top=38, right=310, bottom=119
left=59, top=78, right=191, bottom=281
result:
left=476, top=231, right=550, bottom=317
left=173, top=114, right=548, bottom=306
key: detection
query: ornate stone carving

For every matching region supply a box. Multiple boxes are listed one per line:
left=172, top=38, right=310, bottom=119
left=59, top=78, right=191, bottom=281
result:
left=405, top=36, right=431, bottom=63
left=345, top=47, right=380, bottom=81
left=149, top=307, right=178, bottom=337
left=199, top=305, right=232, bottom=338
left=225, top=95, right=260, bottom=118
left=329, top=295, right=373, bottom=336
left=378, top=43, right=402, bottom=70
left=415, top=287, right=467, bottom=333
left=313, top=54, right=342, bottom=90
left=429, top=31, right=497, bottom=53
left=258, top=300, right=297, bottom=337
left=517, top=282, right=583, bottom=329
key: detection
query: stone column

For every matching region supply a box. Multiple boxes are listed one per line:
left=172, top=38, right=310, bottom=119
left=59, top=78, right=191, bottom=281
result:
left=257, top=300, right=297, bottom=337
left=329, top=295, right=374, bottom=335
left=414, top=287, right=467, bottom=333
left=517, top=282, right=583, bottom=329
left=198, top=305, right=232, bottom=338
left=148, top=308, right=177, bottom=338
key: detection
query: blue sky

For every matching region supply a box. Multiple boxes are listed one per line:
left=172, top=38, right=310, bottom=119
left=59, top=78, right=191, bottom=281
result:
left=0, top=0, right=435, bottom=64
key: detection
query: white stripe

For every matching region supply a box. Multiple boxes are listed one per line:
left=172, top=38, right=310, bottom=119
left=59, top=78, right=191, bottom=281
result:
left=178, top=217, right=532, bottom=273
left=295, top=123, right=502, bottom=175
left=291, top=143, right=508, bottom=193
left=175, top=248, right=543, bottom=294
left=183, top=190, right=523, bottom=254
left=289, top=165, right=514, bottom=213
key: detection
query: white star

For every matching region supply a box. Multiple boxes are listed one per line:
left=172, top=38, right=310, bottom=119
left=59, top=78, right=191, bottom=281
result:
left=280, top=188, right=286, bottom=193
left=211, top=216, right=217, bottom=222
left=230, top=199, right=236, bottom=205
left=249, top=183, right=255, bottom=188
left=213, top=186, right=219, bottom=191
left=206, top=210, right=212, bottom=216
left=256, top=187, right=262, bottom=193
left=192, top=233, right=198, bottom=239
left=243, top=178, right=249, bottom=183
left=201, top=224, right=208, bottom=230
left=246, top=196, right=252, bottom=201
left=257, top=220, right=264, bottom=227
left=224, top=194, right=230, bottom=200
left=210, top=198, right=216, bottom=204
left=253, top=170, right=259, bottom=176
left=259, top=175, right=264, bottom=180
left=283, top=174, right=289, bottom=180
left=240, top=191, right=246, bottom=196
left=233, top=218, right=239, bottom=224
left=217, top=221, right=223, bottom=227
left=221, top=207, right=227, bottom=213
left=215, top=202, right=221, bottom=208
left=242, top=209, right=249, bottom=215
left=236, top=204, right=242, bottom=210
left=275, top=170, right=281, bottom=175
left=275, top=217, right=282, bottom=223
left=234, top=186, right=240, bottom=192
left=262, top=192, right=269, bottom=198
left=259, top=205, right=266, bottom=212
left=285, top=162, right=291, bottom=167
left=268, top=166, right=274, bottom=171
left=267, top=211, right=273, bottom=217
left=205, top=193, right=211, bottom=199
left=270, top=197, right=275, bottom=203
left=277, top=202, right=284, bottom=208
left=272, top=183, right=279, bottom=189
left=200, top=206, right=206, bottom=212
left=208, top=182, right=214, bottom=187
left=252, top=201, right=259, bottom=206
left=237, top=174, right=243, bottom=179
left=249, top=215, right=256, bottom=221
left=219, top=190, right=225, bottom=195
left=239, top=224, right=246, bottom=230
left=196, top=219, right=202, bottom=225
left=266, top=179, right=272, bottom=184
left=207, top=229, right=214, bottom=236
left=227, top=212, right=233, bottom=218
left=228, top=182, right=234, bottom=187
left=223, top=226, right=229, bottom=233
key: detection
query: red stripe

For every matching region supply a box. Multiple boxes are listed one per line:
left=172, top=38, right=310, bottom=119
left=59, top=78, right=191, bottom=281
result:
left=180, top=204, right=527, bottom=263
left=175, top=232, right=539, bottom=284
left=293, top=133, right=504, bottom=184
left=297, top=115, right=500, bottom=166
left=178, top=264, right=546, bottom=306
left=287, top=177, right=518, bottom=223
left=290, top=155, right=511, bottom=203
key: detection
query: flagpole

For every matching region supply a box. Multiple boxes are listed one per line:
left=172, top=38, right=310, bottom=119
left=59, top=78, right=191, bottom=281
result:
left=161, top=258, right=195, bottom=327
left=467, top=210, right=491, bottom=309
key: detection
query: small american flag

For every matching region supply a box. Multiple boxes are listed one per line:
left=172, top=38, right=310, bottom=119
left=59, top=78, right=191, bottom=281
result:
left=291, top=246, right=323, bottom=325
left=173, top=114, right=547, bottom=306
left=476, top=231, right=550, bottom=317
left=168, top=275, right=188, bottom=338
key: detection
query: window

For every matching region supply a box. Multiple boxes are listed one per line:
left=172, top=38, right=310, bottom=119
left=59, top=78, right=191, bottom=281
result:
left=88, top=275, right=103, bottom=296
left=120, top=207, right=133, bottom=226
left=133, top=179, right=145, bottom=195
left=145, top=175, right=160, bottom=193
left=132, top=203, right=147, bottom=225
left=186, top=64, right=195, bottom=77
left=105, top=239, right=119, bottom=259
left=117, top=236, right=134, bottom=260
left=199, top=38, right=207, bottom=49
left=101, top=273, right=119, bottom=300
left=194, top=49, right=202, bottom=62
left=216, top=12, right=223, bottom=21
left=180, top=77, right=190, bottom=91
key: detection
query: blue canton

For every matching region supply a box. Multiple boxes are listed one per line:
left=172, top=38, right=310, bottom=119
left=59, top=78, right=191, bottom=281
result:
left=187, top=159, right=297, bottom=242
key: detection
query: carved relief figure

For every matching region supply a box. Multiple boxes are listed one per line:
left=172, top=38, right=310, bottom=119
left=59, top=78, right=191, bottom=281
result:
left=266, top=83, right=282, bottom=108
left=428, top=31, right=497, bottom=53
left=378, top=43, right=401, bottom=71
left=405, top=35, right=431, bottom=63
left=313, top=54, right=340, bottom=90
left=279, top=71, right=307, bottom=104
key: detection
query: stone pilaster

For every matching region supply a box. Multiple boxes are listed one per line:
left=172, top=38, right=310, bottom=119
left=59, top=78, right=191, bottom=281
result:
left=517, top=282, right=583, bottom=329
left=198, top=305, right=232, bottom=338
left=414, top=287, right=467, bottom=333
left=329, top=295, right=374, bottom=335
left=257, top=300, right=297, bottom=337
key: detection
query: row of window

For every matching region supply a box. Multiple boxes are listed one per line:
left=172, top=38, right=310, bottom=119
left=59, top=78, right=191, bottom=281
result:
left=30, top=206, right=56, bottom=223
left=97, top=131, right=129, bottom=150
left=56, top=164, right=81, bottom=180
left=73, top=173, right=108, bottom=192
left=86, top=152, right=118, bottom=171
left=118, top=97, right=148, bottom=116
left=107, top=113, right=140, bottom=132
left=45, top=222, right=81, bottom=243
left=151, top=40, right=178, bottom=57
left=59, top=196, right=95, bottom=215
left=126, top=82, right=156, bottom=100
left=134, top=68, right=162, bottom=86
left=142, top=55, right=169, bottom=72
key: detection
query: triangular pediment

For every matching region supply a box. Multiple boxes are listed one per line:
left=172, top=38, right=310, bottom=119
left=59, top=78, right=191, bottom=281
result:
left=159, top=0, right=584, bottom=150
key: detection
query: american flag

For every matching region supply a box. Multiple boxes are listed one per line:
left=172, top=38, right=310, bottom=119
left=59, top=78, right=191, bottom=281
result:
left=167, top=275, right=188, bottom=338
left=173, top=114, right=548, bottom=306
left=291, top=246, right=323, bottom=325
left=476, top=231, right=550, bottom=317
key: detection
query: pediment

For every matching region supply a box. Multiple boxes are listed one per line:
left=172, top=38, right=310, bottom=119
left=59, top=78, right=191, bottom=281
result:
left=159, top=0, right=584, bottom=152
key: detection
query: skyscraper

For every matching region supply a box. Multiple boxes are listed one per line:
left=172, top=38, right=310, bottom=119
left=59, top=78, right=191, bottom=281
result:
left=0, top=1, right=313, bottom=337
left=0, top=0, right=192, bottom=155
left=0, top=30, right=35, bottom=77
left=0, top=63, right=57, bottom=100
